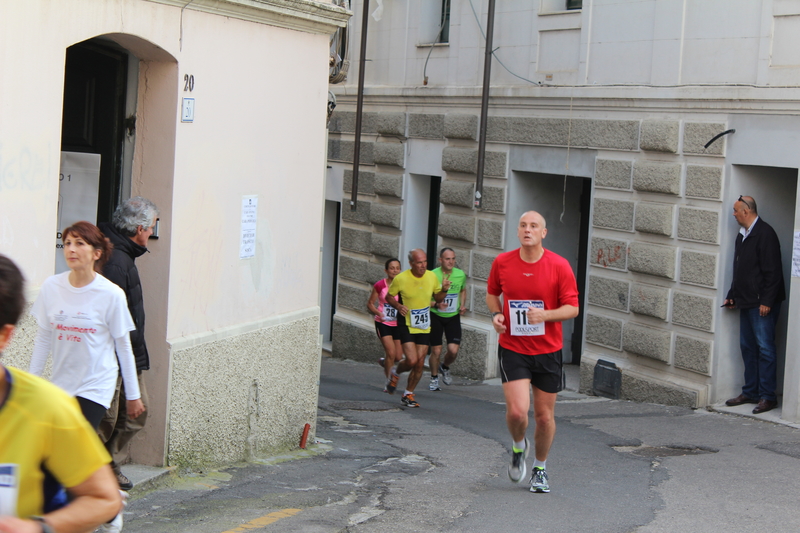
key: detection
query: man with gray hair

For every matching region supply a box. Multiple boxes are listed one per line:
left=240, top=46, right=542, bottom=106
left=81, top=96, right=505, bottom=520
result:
left=98, top=196, right=159, bottom=491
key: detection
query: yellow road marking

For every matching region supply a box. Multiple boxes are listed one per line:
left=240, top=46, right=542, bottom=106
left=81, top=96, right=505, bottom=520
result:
left=221, top=509, right=302, bottom=532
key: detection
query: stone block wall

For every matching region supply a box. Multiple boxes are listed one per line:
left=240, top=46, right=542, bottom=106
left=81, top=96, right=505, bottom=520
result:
left=328, top=109, right=506, bottom=381
left=330, top=109, right=726, bottom=404
left=586, top=119, right=727, bottom=408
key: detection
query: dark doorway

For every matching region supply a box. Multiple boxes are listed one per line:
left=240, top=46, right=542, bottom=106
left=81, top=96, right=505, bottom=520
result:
left=569, top=177, right=591, bottom=365
left=61, top=40, right=129, bottom=224
left=426, top=176, right=442, bottom=267
left=507, top=171, right=590, bottom=364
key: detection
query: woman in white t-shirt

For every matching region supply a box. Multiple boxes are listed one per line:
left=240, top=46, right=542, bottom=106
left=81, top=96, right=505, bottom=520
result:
left=30, top=221, right=145, bottom=429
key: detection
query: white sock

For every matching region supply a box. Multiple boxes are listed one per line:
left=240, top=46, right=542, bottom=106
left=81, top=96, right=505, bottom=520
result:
left=533, top=459, right=546, bottom=469
left=513, top=439, right=526, bottom=451
left=404, top=390, right=412, bottom=396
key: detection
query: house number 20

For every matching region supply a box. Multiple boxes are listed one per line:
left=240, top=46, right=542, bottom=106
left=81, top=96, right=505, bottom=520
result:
left=184, top=74, right=195, bottom=92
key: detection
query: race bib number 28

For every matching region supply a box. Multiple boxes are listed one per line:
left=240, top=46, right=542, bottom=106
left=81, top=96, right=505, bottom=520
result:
left=382, top=304, right=397, bottom=322
left=508, top=300, right=545, bottom=336
left=410, top=307, right=431, bottom=330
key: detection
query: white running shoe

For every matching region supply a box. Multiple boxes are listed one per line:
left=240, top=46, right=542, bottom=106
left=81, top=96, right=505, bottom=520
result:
left=439, top=365, right=452, bottom=385
left=507, top=438, right=530, bottom=484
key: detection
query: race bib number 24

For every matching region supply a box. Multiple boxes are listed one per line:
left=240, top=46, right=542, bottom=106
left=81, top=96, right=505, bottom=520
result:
left=508, top=300, right=545, bottom=336
left=410, top=307, right=431, bottom=330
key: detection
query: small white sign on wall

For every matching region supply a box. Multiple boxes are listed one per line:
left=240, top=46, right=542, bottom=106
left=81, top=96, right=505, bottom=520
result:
left=56, top=151, right=102, bottom=273
left=240, top=195, right=258, bottom=259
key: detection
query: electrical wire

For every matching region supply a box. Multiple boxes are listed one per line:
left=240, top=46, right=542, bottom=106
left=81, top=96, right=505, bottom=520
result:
left=465, top=0, right=796, bottom=90
left=466, top=0, right=539, bottom=85
left=423, top=0, right=450, bottom=85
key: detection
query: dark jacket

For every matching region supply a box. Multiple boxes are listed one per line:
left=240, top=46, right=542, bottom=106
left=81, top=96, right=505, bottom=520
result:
left=726, top=217, right=785, bottom=310
left=99, top=222, right=150, bottom=371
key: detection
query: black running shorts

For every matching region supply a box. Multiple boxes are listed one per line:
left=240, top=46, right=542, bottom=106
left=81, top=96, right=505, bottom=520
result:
left=375, top=321, right=401, bottom=340
left=430, top=313, right=462, bottom=347
left=498, top=346, right=563, bottom=393
left=396, top=317, right=430, bottom=346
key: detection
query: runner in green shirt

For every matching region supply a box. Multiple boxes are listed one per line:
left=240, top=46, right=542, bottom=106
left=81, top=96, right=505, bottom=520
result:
left=429, top=248, right=467, bottom=391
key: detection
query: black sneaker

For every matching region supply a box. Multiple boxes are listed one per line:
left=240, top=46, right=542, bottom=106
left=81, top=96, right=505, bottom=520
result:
left=507, top=438, right=529, bottom=483
left=401, top=393, right=420, bottom=407
left=529, top=467, right=550, bottom=493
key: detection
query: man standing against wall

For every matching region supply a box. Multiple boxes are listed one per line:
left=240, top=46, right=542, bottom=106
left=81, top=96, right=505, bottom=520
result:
left=98, top=197, right=159, bottom=490
left=385, top=249, right=449, bottom=407
left=723, top=195, right=785, bottom=415
left=486, top=211, right=579, bottom=493
left=428, top=248, right=467, bottom=391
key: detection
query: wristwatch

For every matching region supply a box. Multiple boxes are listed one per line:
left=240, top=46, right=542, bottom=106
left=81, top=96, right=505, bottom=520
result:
left=30, top=516, right=55, bottom=533
left=491, top=311, right=502, bottom=318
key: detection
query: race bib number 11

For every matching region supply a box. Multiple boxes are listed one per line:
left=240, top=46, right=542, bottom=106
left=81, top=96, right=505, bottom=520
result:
left=508, top=300, right=545, bottom=336
left=410, top=307, right=431, bottom=330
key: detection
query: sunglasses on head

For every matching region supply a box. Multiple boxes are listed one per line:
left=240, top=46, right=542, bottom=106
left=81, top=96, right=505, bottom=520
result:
left=738, top=195, right=753, bottom=210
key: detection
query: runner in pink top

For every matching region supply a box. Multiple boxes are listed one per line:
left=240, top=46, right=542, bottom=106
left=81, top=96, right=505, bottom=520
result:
left=367, top=258, right=403, bottom=388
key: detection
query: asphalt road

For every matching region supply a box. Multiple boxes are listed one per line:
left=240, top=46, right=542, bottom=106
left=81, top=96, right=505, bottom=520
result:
left=123, top=356, right=800, bottom=532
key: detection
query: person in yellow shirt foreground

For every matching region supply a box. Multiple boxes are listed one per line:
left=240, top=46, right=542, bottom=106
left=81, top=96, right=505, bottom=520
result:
left=0, top=254, right=121, bottom=533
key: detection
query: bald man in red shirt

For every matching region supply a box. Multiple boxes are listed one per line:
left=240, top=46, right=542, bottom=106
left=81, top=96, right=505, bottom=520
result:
left=486, top=211, right=579, bottom=494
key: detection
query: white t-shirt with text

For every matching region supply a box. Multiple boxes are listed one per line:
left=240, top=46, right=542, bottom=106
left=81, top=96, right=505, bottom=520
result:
left=30, top=272, right=138, bottom=408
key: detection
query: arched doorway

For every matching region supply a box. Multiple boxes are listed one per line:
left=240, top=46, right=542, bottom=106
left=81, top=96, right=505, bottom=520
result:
left=58, top=33, right=179, bottom=466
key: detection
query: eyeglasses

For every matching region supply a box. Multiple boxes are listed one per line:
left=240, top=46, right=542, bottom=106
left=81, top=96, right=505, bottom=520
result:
left=738, top=195, right=753, bottom=210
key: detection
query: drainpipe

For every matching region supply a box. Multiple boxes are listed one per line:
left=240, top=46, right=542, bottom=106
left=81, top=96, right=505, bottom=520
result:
left=350, top=0, right=370, bottom=211
left=474, top=0, right=496, bottom=209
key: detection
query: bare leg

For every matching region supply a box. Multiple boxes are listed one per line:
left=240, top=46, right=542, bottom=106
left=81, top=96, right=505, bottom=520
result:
left=443, top=343, right=460, bottom=367
left=379, top=335, right=397, bottom=378
left=395, top=342, right=419, bottom=375
left=502, top=379, right=532, bottom=442
left=531, top=387, right=557, bottom=461
left=429, top=345, right=443, bottom=377
left=393, top=338, right=403, bottom=364
left=405, top=344, right=429, bottom=392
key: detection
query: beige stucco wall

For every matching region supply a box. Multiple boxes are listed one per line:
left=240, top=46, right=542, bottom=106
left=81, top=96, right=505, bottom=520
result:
left=1, top=0, right=348, bottom=466
left=168, top=310, right=321, bottom=468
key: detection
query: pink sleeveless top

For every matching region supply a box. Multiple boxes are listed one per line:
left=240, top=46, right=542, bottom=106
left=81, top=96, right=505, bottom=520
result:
left=373, top=278, right=398, bottom=327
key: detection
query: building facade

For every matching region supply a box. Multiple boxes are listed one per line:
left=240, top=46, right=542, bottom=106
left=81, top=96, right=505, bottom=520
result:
left=1, top=0, right=349, bottom=467
left=325, top=0, right=800, bottom=423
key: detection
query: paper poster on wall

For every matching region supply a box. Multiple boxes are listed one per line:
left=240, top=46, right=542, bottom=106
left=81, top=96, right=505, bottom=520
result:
left=55, top=152, right=101, bottom=274
left=240, top=195, right=258, bottom=259
left=793, top=231, right=800, bottom=277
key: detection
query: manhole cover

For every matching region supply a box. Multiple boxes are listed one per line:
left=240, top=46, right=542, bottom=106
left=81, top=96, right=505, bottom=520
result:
left=613, top=445, right=717, bottom=457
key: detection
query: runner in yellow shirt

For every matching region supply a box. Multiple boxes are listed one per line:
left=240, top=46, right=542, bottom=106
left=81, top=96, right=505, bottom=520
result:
left=385, top=249, right=450, bottom=407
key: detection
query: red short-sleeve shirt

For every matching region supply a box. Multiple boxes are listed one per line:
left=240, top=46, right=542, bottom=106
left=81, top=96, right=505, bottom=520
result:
left=487, top=248, right=579, bottom=356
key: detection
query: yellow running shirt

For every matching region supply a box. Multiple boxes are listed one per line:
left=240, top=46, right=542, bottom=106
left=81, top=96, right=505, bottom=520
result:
left=388, top=269, right=442, bottom=334
left=0, top=366, right=111, bottom=518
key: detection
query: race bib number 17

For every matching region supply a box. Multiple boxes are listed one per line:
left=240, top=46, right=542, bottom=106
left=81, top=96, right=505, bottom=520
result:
left=508, top=300, right=545, bottom=336
left=441, top=293, right=459, bottom=314
left=410, top=307, right=431, bottom=330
